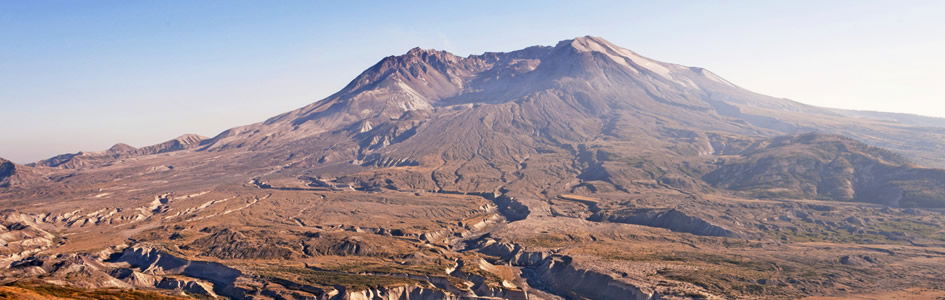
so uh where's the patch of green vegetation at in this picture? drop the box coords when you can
[320,260,447,277]
[256,266,420,291]
[621,156,667,178]
[774,229,889,244]
[894,181,945,208]
[577,248,646,261]
[747,189,802,199]
[658,268,789,298]
[768,218,944,244]
[519,233,575,248]
[578,247,779,273]
[874,219,942,240]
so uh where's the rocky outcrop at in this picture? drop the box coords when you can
[263,280,461,300]
[464,191,530,222]
[108,246,244,298]
[0,213,57,269]
[108,266,218,297]
[475,238,658,300]
[155,277,218,297]
[0,201,171,230]
[346,284,456,300]
[354,121,423,151]
[477,239,552,266]
[529,256,654,300]
[109,246,487,300]
[189,228,294,259]
[357,153,420,168]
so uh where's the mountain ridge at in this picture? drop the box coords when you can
[29,134,207,169]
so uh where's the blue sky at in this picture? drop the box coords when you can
[2,1,944,163]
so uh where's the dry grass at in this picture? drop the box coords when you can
[0,282,188,300]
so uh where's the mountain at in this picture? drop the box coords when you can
[177,36,945,207]
[705,133,945,207]
[0,158,44,188]
[4,36,945,299]
[190,36,945,170]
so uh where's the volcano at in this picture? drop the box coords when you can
[3,36,945,299]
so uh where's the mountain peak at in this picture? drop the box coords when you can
[556,35,623,53]
[107,143,137,154]
[563,35,616,50]
[554,35,678,81]
[405,47,445,56]
[393,47,461,65]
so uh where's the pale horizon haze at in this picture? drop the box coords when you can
[2,1,944,163]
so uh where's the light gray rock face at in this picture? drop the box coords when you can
[345,285,457,300]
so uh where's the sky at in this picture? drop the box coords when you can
[1,1,944,163]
